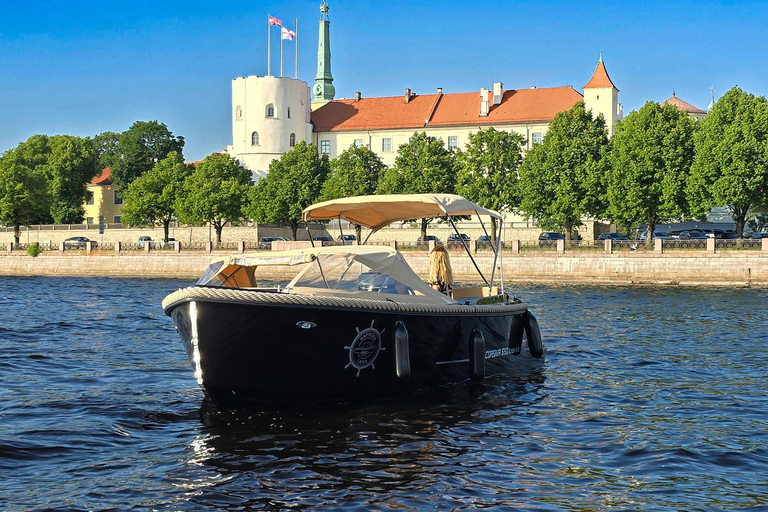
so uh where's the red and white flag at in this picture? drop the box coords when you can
[268,15,282,26]
[281,27,295,40]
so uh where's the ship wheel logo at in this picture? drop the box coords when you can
[344,320,385,377]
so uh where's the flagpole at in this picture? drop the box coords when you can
[295,18,298,79]
[280,28,284,77]
[267,15,271,76]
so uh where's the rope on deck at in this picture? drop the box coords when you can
[162,286,528,316]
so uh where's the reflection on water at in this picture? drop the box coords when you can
[1,278,767,511]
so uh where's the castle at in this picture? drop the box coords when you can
[226,2,624,181]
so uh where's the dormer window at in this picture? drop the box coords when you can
[251,131,259,146]
[266,104,275,118]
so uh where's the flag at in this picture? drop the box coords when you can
[269,15,282,26]
[281,27,295,40]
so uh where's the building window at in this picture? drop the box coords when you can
[382,138,392,152]
[86,192,94,205]
[251,131,259,146]
[448,136,458,150]
[114,216,122,223]
[353,138,364,148]
[287,107,291,118]
[532,132,543,145]
[86,217,94,225]
[266,104,275,118]
[235,106,242,120]
[113,190,123,205]
[290,133,296,147]
[320,140,330,154]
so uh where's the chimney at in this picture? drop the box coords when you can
[479,88,489,117]
[355,91,361,102]
[492,82,503,106]
[437,87,443,95]
[405,88,412,103]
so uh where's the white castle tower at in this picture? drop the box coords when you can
[582,52,623,137]
[226,76,313,181]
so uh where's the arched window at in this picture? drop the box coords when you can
[251,131,259,146]
[289,133,296,147]
[287,107,291,118]
[266,104,275,118]
[235,106,242,120]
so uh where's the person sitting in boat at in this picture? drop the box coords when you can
[428,245,453,296]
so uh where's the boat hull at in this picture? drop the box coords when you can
[165,289,532,408]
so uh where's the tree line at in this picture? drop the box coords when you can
[1,86,767,245]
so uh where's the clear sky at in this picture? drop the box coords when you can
[1,0,766,162]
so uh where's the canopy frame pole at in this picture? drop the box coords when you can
[488,216,503,296]
[305,224,315,248]
[475,210,497,257]
[361,229,375,245]
[498,219,505,296]
[446,213,490,288]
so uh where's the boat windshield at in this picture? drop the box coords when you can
[290,254,421,296]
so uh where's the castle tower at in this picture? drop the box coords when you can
[583,52,622,137]
[227,76,313,181]
[313,1,335,102]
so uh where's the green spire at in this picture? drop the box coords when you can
[314,0,335,101]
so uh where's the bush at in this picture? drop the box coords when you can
[27,243,41,257]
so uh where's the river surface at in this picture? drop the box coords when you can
[1,277,767,511]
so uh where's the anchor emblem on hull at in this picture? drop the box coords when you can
[344,320,385,377]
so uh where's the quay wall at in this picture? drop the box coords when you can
[2,249,767,287]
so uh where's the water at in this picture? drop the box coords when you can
[2,277,767,511]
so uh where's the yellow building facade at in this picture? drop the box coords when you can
[83,168,124,224]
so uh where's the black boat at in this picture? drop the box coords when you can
[162,194,544,407]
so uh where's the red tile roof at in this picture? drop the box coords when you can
[311,86,584,132]
[90,167,113,186]
[584,61,617,90]
[662,94,707,114]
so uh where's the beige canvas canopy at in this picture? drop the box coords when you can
[302,193,502,231]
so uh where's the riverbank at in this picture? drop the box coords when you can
[3,249,767,286]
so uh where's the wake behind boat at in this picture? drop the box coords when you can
[162,194,544,408]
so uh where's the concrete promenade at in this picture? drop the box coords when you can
[2,247,767,286]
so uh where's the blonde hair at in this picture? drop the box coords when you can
[428,245,453,285]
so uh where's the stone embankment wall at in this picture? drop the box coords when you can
[3,221,605,246]
[2,248,767,287]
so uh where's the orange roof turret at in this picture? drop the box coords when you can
[584,52,618,91]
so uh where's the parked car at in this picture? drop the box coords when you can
[639,230,672,240]
[751,224,768,239]
[678,230,708,240]
[138,236,153,248]
[538,231,565,247]
[161,237,176,248]
[447,233,471,243]
[64,236,97,249]
[416,235,440,246]
[723,231,739,239]
[337,234,357,244]
[312,236,333,244]
[258,236,289,249]
[597,232,629,241]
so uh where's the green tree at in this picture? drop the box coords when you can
[175,153,251,244]
[518,102,608,241]
[456,127,526,244]
[606,102,696,244]
[378,132,457,240]
[120,152,192,241]
[9,134,99,224]
[688,86,768,238]
[44,135,100,223]
[0,152,50,244]
[112,121,185,187]
[321,144,386,241]
[248,141,330,240]
[92,131,122,170]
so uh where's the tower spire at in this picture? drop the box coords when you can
[314,0,335,101]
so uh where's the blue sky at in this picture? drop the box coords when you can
[1,0,766,162]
